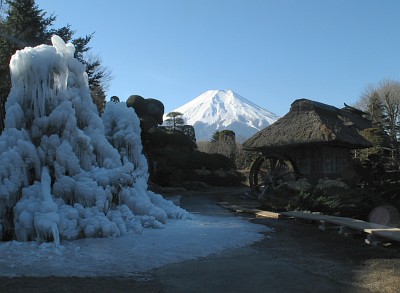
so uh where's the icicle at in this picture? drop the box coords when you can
[1,35,191,244]
[33,167,60,245]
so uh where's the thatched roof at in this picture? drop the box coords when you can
[243,99,373,152]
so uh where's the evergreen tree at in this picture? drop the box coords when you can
[165,111,184,130]
[72,34,111,113]
[357,92,393,185]
[211,131,220,143]
[180,125,196,142]
[110,95,120,103]
[366,92,390,149]
[358,80,400,168]
[209,130,237,161]
[163,111,196,142]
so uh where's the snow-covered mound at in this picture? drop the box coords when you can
[170,90,279,141]
[0,36,190,245]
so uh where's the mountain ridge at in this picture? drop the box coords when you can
[167,89,279,141]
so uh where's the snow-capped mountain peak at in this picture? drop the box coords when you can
[168,90,279,141]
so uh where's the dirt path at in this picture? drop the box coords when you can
[1,186,399,292]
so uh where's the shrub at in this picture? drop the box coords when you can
[265,184,301,211]
[143,127,197,152]
[188,151,235,170]
[144,128,239,186]
[309,187,378,219]
[263,179,313,211]
[191,169,246,186]
[263,178,381,220]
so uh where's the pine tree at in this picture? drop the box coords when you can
[359,91,393,175]
[367,92,390,149]
[358,80,400,169]
[72,34,111,113]
[165,112,185,130]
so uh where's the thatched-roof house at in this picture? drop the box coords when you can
[243,99,373,183]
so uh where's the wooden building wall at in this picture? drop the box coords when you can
[288,145,353,183]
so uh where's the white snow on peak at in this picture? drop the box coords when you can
[169,90,279,141]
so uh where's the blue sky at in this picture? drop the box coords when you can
[38,0,400,116]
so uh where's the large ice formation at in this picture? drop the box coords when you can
[0,35,190,244]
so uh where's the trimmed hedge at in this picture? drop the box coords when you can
[143,128,240,186]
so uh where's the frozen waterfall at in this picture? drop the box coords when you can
[0,35,190,244]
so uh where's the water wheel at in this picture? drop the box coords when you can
[249,154,298,196]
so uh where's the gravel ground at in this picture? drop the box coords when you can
[1,186,399,292]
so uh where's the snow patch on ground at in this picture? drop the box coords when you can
[0,214,269,277]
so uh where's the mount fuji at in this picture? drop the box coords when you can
[169,90,279,141]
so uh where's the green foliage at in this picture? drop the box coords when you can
[357,92,392,165]
[354,86,399,187]
[144,127,197,152]
[164,111,184,131]
[188,151,235,170]
[361,128,388,156]
[219,130,235,139]
[190,169,246,187]
[179,125,196,143]
[211,131,219,143]
[352,152,389,189]
[307,187,378,220]
[151,148,241,187]
[358,80,400,167]
[3,0,54,45]
[151,147,234,172]
[110,96,120,103]
[200,141,257,170]
[208,130,237,162]
[160,112,196,142]
[211,130,235,142]
[144,127,242,186]
[264,183,302,211]
[72,34,110,113]
[367,91,387,128]
[264,179,383,221]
